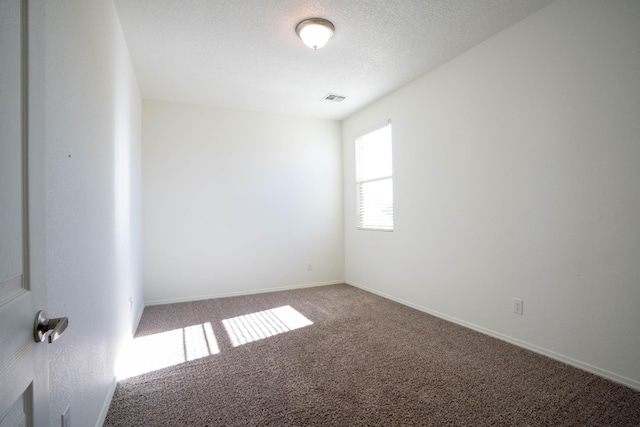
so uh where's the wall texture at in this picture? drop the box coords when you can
[142,100,343,304]
[44,1,143,425]
[343,0,640,389]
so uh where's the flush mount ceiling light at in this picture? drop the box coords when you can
[295,18,335,50]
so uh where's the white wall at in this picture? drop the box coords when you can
[343,0,640,389]
[142,100,343,304]
[43,1,143,426]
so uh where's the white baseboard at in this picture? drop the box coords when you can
[96,377,117,427]
[144,280,344,306]
[98,304,145,426]
[346,280,640,392]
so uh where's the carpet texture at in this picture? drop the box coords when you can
[104,284,640,426]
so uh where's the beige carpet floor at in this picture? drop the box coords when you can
[104,284,640,426]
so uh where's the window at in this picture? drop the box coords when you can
[355,123,393,231]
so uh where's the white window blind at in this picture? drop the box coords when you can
[356,123,393,231]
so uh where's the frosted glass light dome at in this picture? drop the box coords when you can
[295,18,335,50]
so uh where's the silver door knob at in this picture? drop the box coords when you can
[34,310,68,343]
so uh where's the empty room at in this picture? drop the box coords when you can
[1,0,639,426]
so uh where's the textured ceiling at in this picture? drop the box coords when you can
[113,0,554,120]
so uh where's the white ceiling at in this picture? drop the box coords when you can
[113,0,554,120]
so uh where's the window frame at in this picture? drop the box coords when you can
[355,122,394,232]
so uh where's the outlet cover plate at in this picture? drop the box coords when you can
[513,298,523,315]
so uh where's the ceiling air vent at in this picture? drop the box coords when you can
[321,93,347,103]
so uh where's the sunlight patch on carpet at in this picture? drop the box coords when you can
[222,305,313,347]
[116,322,220,380]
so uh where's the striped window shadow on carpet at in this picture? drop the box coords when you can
[115,322,220,380]
[222,305,313,347]
[114,305,312,381]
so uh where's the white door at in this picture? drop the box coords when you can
[0,1,51,426]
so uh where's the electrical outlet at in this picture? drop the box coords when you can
[513,298,523,315]
[128,296,133,312]
[61,406,70,427]
[307,262,312,271]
